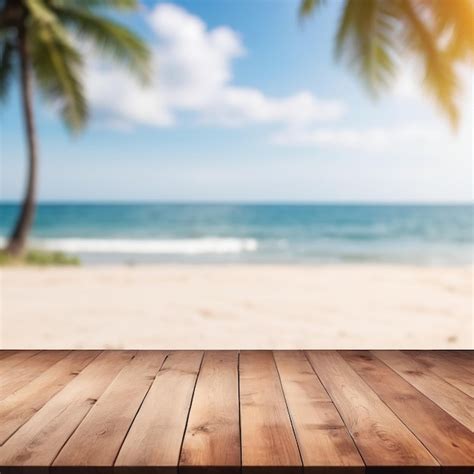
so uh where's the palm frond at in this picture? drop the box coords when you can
[50,0,139,11]
[25,0,56,24]
[0,39,14,100]
[399,0,459,128]
[53,6,150,83]
[430,0,474,61]
[335,0,399,94]
[29,20,87,130]
[299,0,325,18]
[335,0,359,56]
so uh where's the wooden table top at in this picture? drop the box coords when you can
[0,350,472,473]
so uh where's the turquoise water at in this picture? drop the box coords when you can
[0,203,472,264]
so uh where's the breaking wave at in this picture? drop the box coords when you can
[5,237,259,255]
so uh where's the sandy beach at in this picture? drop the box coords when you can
[0,264,472,349]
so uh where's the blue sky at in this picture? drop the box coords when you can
[1,0,472,203]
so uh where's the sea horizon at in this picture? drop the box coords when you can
[1,200,473,206]
[1,202,472,265]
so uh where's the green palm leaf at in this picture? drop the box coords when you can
[0,0,149,131]
[30,19,87,131]
[53,6,150,83]
[0,0,149,255]
[299,0,325,17]
[300,0,474,128]
[51,0,139,11]
[335,0,398,94]
[26,0,57,24]
[399,0,459,127]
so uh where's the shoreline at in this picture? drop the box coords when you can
[1,263,472,350]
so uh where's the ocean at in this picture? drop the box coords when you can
[0,203,472,265]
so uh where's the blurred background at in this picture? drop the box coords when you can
[0,0,472,349]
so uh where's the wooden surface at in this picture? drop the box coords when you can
[0,350,472,473]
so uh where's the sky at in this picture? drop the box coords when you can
[1,0,472,203]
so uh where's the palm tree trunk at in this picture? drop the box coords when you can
[6,26,38,256]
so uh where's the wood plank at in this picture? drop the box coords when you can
[404,351,474,397]
[437,352,474,375]
[274,351,364,473]
[0,350,70,400]
[0,351,39,377]
[0,350,135,466]
[115,350,203,472]
[54,350,167,467]
[306,351,438,470]
[341,350,474,468]
[0,350,100,446]
[0,350,472,472]
[180,351,240,474]
[373,350,473,431]
[240,350,301,474]
[455,351,473,358]
[0,351,18,361]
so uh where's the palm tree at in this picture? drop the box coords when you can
[300,0,473,127]
[0,0,150,256]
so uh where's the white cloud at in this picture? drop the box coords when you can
[202,88,344,126]
[84,3,452,154]
[150,4,244,110]
[271,123,437,152]
[85,65,173,127]
[85,3,344,130]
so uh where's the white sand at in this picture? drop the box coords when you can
[0,264,472,349]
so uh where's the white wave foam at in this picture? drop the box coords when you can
[10,237,258,255]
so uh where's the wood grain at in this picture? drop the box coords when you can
[274,351,364,473]
[373,350,473,431]
[54,351,167,467]
[427,351,474,377]
[0,350,472,473]
[0,350,135,466]
[342,350,474,467]
[404,350,474,397]
[306,351,438,469]
[240,351,301,474]
[0,350,99,445]
[0,351,39,377]
[0,351,18,361]
[0,350,70,401]
[115,350,203,471]
[180,351,240,474]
